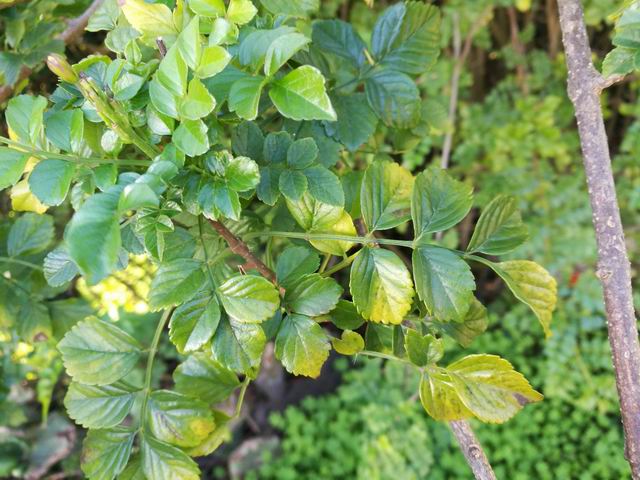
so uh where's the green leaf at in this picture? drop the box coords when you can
[404,330,443,367]
[217,274,280,323]
[179,78,216,120]
[0,148,29,189]
[67,186,123,285]
[186,411,232,457]
[196,45,232,79]
[177,16,201,70]
[149,259,205,310]
[121,0,177,38]
[229,76,266,121]
[226,156,260,192]
[412,245,475,322]
[603,47,636,77]
[350,247,414,324]
[211,315,266,373]
[311,20,366,66]
[285,274,342,316]
[158,44,188,97]
[380,2,440,75]
[189,0,225,17]
[467,195,528,255]
[149,77,179,119]
[411,167,473,241]
[332,94,379,151]
[141,436,200,480]
[361,160,414,231]
[420,354,543,423]
[8,212,54,256]
[82,427,135,480]
[58,318,142,386]
[485,260,557,337]
[232,121,264,160]
[279,169,308,200]
[87,0,120,32]
[287,138,318,169]
[173,353,240,403]
[264,33,310,76]
[173,119,210,157]
[28,159,75,206]
[365,68,421,128]
[18,301,52,342]
[303,166,344,207]
[146,390,215,448]
[44,246,79,287]
[44,109,84,153]
[65,381,139,429]
[331,330,364,355]
[260,0,318,16]
[275,245,320,287]
[227,0,257,25]
[275,314,330,378]
[6,95,47,145]
[238,27,296,71]
[269,66,337,121]
[437,297,488,347]
[324,300,365,330]
[371,3,405,59]
[169,292,221,354]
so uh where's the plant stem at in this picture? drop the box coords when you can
[449,421,497,480]
[357,350,412,365]
[558,0,640,476]
[0,257,44,271]
[321,251,359,277]
[198,216,219,289]
[140,308,172,432]
[234,377,251,418]
[0,137,151,167]
[245,230,415,248]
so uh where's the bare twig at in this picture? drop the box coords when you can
[506,6,530,94]
[209,220,282,291]
[557,0,640,477]
[450,421,497,480]
[0,0,105,103]
[440,8,492,169]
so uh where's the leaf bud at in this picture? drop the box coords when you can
[46,54,78,83]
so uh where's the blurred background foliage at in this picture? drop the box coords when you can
[0,0,638,478]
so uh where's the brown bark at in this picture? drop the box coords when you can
[0,0,104,103]
[557,1,640,478]
[450,421,497,480]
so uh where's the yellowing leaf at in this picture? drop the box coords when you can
[227,0,257,25]
[332,330,364,355]
[350,247,414,324]
[11,179,48,213]
[420,354,543,423]
[121,0,177,39]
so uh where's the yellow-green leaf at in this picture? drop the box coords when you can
[121,0,177,38]
[275,314,330,378]
[331,330,364,355]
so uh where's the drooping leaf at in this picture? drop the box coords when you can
[7,212,54,257]
[217,274,280,323]
[485,259,557,337]
[361,160,414,231]
[146,390,216,448]
[66,186,123,285]
[275,314,330,378]
[141,436,200,480]
[58,318,142,386]
[350,247,414,324]
[81,427,135,480]
[467,195,528,255]
[269,66,337,121]
[173,353,240,403]
[331,330,365,355]
[420,354,543,423]
[211,315,266,373]
[28,159,75,206]
[285,274,342,317]
[169,292,221,353]
[65,381,139,429]
[412,245,475,322]
[148,259,205,311]
[411,167,473,242]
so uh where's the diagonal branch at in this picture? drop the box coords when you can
[450,421,497,480]
[0,0,104,103]
[557,0,640,477]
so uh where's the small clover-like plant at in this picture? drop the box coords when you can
[0,0,557,478]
